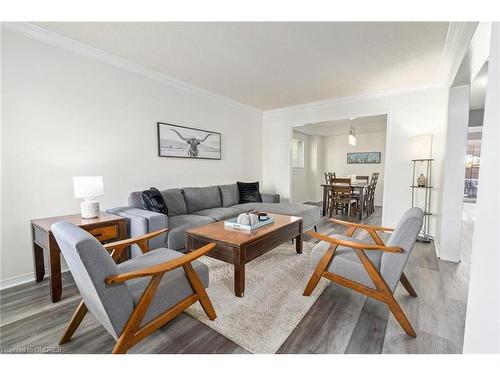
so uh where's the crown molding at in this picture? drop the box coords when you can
[4,22,473,118]
[438,22,478,86]
[2,22,262,115]
[263,81,446,116]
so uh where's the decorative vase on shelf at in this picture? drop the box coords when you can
[417,174,428,187]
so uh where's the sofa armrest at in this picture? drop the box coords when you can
[106,207,168,257]
[261,193,280,203]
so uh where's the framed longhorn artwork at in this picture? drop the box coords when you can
[157,122,222,160]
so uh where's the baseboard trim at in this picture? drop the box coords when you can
[0,271,42,290]
[0,267,69,290]
[434,238,441,258]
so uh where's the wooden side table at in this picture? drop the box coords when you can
[30,212,127,303]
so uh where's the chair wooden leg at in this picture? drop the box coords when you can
[59,299,88,344]
[112,273,164,354]
[304,244,337,296]
[353,249,416,338]
[183,263,217,320]
[112,337,131,354]
[384,292,417,337]
[400,272,418,297]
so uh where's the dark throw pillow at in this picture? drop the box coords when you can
[142,187,168,215]
[237,181,262,204]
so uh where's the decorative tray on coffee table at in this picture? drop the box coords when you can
[224,216,274,232]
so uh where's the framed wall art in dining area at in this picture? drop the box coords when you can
[347,151,381,164]
[157,122,222,160]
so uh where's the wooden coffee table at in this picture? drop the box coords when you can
[185,213,303,297]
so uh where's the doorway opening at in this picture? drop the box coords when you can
[290,114,388,221]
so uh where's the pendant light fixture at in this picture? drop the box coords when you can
[348,118,357,146]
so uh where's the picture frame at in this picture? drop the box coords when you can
[157,122,221,160]
[347,152,381,164]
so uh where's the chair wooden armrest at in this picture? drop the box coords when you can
[104,228,168,260]
[106,242,216,285]
[306,230,403,253]
[330,219,394,232]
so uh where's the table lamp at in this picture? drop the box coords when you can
[73,176,104,219]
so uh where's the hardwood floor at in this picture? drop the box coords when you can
[0,204,473,354]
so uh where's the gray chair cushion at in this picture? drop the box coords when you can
[167,214,216,250]
[255,202,320,229]
[160,188,188,217]
[117,247,209,324]
[311,234,383,289]
[219,184,239,207]
[193,207,241,221]
[182,186,222,214]
[381,207,424,292]
[51,222,134,341]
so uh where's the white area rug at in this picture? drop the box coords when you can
[186,241,329,353]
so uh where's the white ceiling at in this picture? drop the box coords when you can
[33,22,449,111]
[294,114,387,136]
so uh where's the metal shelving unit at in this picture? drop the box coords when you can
[411,158,434,242]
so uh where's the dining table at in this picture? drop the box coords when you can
[320,181,370,220]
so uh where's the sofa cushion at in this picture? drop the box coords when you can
[311,234,383,289]
[118,247,208,324]
[182,186,222,214]
[129,191,145,209]
[230,202,260,213]
[237,181,262,203]
[193,207,241,221]
[142,187,168,215]
[160,188,188,217]
[167,214,216,250]
[255,202,320,229]
[219,184,239,207]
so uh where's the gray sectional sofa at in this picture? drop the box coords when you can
[108,183,320,256]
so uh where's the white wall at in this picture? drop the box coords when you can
[262,86,449,234]
[0,29,263,286]
[463,23,500,354]
[438,85,470,262]
[291,131,311,203]
[321,130,386,206]
[290,131,324,203]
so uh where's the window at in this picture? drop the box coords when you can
[291,138,305,169]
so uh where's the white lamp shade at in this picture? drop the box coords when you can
[411,134,433,159]
[73,176,104,199]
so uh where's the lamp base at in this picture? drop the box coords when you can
[81,200,100,219]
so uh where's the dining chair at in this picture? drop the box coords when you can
[368,173,380,215]
[324,172,336,212]
[51,221,217,354]
[304,207,424,337]
[350,177,370,217]
[329,178,357,217]
[324,172,336,184]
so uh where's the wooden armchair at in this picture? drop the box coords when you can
[304,208,424,337]
[51,221,216,353]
